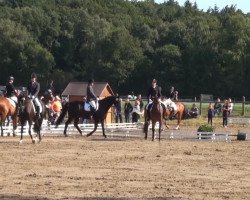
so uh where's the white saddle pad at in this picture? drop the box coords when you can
[7,98,16,108]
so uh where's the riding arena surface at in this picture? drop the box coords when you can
[0,125,249,200]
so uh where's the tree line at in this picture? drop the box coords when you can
[0,0,250,98]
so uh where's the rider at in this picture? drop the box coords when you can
[5,76,18,111]
[27,73,42,118]
[146,79,166,121]
[86,79,98,111]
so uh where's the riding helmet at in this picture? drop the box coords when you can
[31,73,37,79]
[88,79,94,84]
[9,76,14,80]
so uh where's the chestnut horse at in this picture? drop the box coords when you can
[143,98,164,141]
[0,96,18,136]
[163,99,187,130]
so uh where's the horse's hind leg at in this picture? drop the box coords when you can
[64,117,72,137]
[86,121,98,137]
[73,118,82,136]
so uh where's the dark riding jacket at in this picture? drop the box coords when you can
[86,84,97,101]
[5,82,16,97]
[147,85,162,102]
[27,81,40,98]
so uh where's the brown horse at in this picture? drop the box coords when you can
[0,96,18,136]
[18,95,45,143]
[143,98,164,141]
[163,100,187,130]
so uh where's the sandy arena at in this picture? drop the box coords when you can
[0,126,249,200]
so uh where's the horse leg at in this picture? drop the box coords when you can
[64,117,72,137]
[0,121,3,136]
[144,121,149,140]
[100,120,107,138]
[28,122,35,143]
[159,121,162,141]
[86,121,98,137]
[73,118,82,136]
[152,122,155,141]
[12,115,17,137]
[175,114,181,130]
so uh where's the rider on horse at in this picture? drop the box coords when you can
[146,79,166,121]
[27,73,42,118]
[5,76,18,112]
[86,79,99,111]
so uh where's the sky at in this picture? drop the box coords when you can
[155,0,250,13]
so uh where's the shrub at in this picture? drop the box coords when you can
[197,124,215,132]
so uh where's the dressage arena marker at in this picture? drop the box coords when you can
[0,120,239,142]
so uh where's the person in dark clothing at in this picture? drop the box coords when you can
[222,100,229,128]
[114,98,123,123]
[86,79,98,111]
[124,98,133,123]
[5,76,18,112]
[208,103,214,126]
[27,73,42,118]
[146,79,166,121]
[169,86,178,101]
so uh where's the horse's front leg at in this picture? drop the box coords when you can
[28,122,35,143]
[144,121,149,140]
[0,121,3,136]
[73,118,82,136]
[12,115,17,137]
[152,122,155,141]
[175,114,181,130]
[158,121,162,141]
[100,120,106,138]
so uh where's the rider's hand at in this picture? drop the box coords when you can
[32,96,35,99]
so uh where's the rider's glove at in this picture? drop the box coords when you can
[32,96,35,99]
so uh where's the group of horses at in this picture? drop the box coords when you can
[0,94,187,143]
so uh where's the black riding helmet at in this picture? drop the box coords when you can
[88,79,94,84]
[31,73,37,79]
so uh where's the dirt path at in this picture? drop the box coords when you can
[0,129,249,200]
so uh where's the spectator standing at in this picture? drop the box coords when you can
[169,86,178,101]
[228,98,233,115]
[114,97,123,123]
[136,94,144,112]
[222,100,229,128]
[132,99,140,123]
[208,103,214,126]
[214,98,222,116]
[124,98,133,123]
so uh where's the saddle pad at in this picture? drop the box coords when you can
[84,102,91,111]
[7,98,16,108]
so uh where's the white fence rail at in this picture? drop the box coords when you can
[0,121,237,142]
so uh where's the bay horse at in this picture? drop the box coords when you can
[0,96,18,136]
[18,95,45,143]
[143,98,164,141]
[163,99,187,130]
[55,95,119,138]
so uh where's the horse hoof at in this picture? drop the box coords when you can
[32,139,36,144]
[64,134,68,137]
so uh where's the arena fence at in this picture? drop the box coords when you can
[2,121,248,142]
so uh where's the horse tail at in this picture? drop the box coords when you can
[55,102,69,127]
